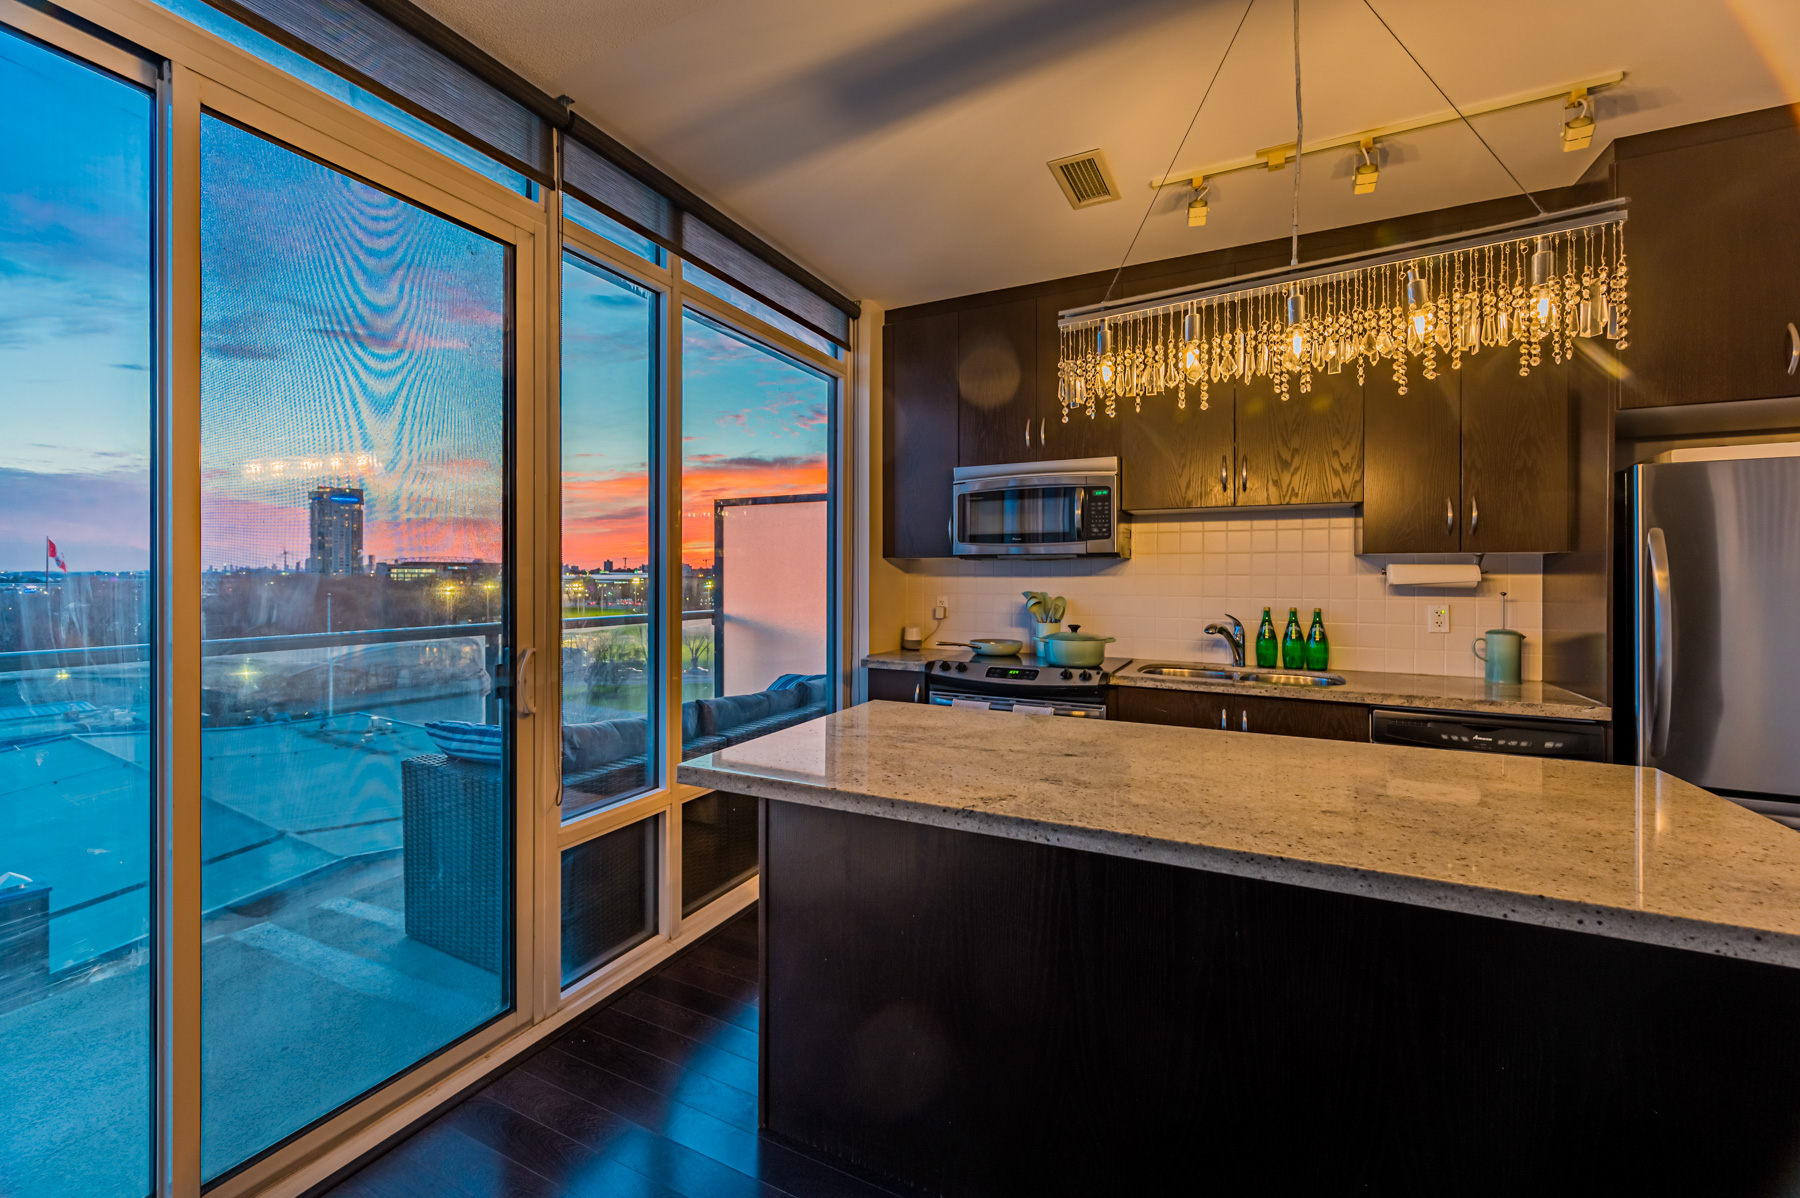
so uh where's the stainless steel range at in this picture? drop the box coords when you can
[923,652,1131,718]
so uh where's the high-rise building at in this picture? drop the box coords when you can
[308,486,364,575]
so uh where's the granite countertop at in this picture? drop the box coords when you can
[678,702,1800,967]
[863,650,1609,722]
[1112,660,1611,721]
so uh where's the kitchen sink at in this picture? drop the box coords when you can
[1245,671,1347,687]
[1135,665,1249,681]
[1134,664,1347,687]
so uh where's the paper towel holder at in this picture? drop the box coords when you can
[1381,555,1486,589]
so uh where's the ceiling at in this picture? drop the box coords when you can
[419,0,1800,311]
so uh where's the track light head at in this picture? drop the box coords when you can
[1353,138,1379,195]
[1187,181,1209,227]
[1562,93,1595,152]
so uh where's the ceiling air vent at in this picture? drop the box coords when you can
[1047,149,1120,209]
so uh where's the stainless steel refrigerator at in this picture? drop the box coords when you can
[1629,450,1800,822]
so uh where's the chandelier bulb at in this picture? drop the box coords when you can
[1406,267,1429,312]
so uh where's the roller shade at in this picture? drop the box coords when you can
[205,0,558,184]
[562,127,856,348]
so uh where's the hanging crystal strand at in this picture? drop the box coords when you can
[1195,300,1206,410]
[1421,256,1439,381]
[1355,267,1367,385]
[1516,242,1532,377]
[1613,221,1630,350]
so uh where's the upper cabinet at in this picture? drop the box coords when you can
[1361,351,1572,554]
[1234,372,1362,507]
[1614,113,1800,408]
[883,313,958,558]
[956,299,1038,466]
[1121,389,1234,511]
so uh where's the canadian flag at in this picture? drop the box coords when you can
[46,537,66,572]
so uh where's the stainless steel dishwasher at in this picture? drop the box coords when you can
[1369,709,1607,762]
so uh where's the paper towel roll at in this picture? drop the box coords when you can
[1385,563,1483,588]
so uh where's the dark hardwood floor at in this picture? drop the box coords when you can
[323,906,908,1198]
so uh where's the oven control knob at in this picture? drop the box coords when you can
[955,662,968,672]
[1060,669,1073,680]
[1078,671,1093,681]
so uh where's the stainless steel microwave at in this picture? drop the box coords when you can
[950,457,1127,558]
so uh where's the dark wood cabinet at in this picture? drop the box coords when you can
[1110,685,1369,742]
[1362,350,1572,554]
[1234,373,1362,507]
[1614,114,1800,408]
[883,314,958,557]
[1362,366,1461,553]
[1121,389,1234,510]
[865,669,925,704]
[1462,350,1572,552]
[955,299,1037,466]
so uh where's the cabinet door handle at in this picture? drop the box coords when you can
[1241,458,1249,492]
[1470,495,1480,537]
[1445,498,1454,534]
[1788,322,1799,376]
[1040,417,1046,444]
[1025,419,1031,447]
[1219,708,1227,729]
[1240,709,1249,733]
[1220,455,1229,492]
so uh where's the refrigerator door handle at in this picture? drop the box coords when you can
[1646,527,1674,760]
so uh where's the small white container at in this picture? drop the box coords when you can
[1033,621,1061,656]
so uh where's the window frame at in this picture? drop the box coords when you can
[2,1,862,1194]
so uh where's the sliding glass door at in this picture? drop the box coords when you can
[196,113,513,1181]
[0,28,154,1198]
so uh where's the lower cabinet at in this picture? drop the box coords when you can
[1110,685,1370,742]
[866,668,926,704]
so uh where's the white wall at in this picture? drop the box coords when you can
[895,511,1544,680]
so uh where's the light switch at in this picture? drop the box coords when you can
[1427,604,1450,634]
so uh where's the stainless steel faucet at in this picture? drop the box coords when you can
[1204,614,1246,667]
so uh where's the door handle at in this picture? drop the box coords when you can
[1025,419,1031,447]
[1445,497,1454,534]
[1240,709,1249,733]
[1241,458,1249,492]
[1220,455,1229,492]
[947,516,954,549]
[515,646,536,717]
[1788,321,1798,376]
[1219,708,1227,729]
[1470,495,1480,537]
[1646,527,1674,760]
[1040,417,1046,445]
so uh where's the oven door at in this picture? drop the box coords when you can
[952,475,1109,556]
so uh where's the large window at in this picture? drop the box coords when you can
[197,115,512,1181]
[560,252,658,819]
[679,310,834,760]
[0,30,153,1198]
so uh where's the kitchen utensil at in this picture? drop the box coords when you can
[1473,629,1524,685]
[939,639,1024,656]
[1032,620,1061,656]
[1040,624,1115,668]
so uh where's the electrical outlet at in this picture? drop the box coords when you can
[1427,604,1450,634]
[933,596,949,620]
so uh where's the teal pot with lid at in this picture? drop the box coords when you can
[1040,624,1115,669]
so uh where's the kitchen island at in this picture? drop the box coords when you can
[679,702,1800,1196]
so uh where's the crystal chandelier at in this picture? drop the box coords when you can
[1056,203,1628,419]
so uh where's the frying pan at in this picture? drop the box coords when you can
[938,638,1024,656]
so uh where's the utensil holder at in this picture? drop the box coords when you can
[1033,621,1061,656]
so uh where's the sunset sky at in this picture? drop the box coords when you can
[0,34,153,573]
[1,30,829,580]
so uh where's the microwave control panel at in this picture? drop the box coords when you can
[1084,487,1113,541]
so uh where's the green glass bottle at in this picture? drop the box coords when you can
[1305,607,1330,671]
[1255,607,1278,668]
[1281,607,1305,669]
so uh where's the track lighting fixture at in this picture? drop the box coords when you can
[1187,181,1210,227]
[1562,91,1595,152]
[1353,138,1379,195]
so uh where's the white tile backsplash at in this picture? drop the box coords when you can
[899,512,1544,679]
